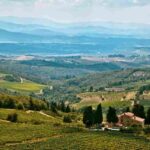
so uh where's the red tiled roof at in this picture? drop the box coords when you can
[118,112,134,117]
[133,116,145,122]
[118,112,145,123]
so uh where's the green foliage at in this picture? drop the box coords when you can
[66,105,71,113]
[89,86,94,92]
[4,75,20,82]
[63,115,72,123]
[146,108,150,124]
[7,113,18,122]
[50,102,57,113]
[107,107,118,124]
[0,93,48,110]
[139,84,150,95]
[60,101,65,112]
[83,106,93,128]
[124,106,130,112]
[132,104,146,119]
[16,103,24,110]
[2,98,16,109]
[94,104,103,125]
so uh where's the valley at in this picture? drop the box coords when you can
[0,17,150,150]
[0,53,150,149]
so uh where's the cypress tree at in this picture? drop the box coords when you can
[107,107,113,123]
[146,108,150,124]
[132,104,145,118]
[125,106,130,112]
[66,105,71,113]
[60,101,65,112]
[111,107,118,124]
[94,104,103,125]
[107,107,118,125]
[50,102,57,113]
[83,106,93,128]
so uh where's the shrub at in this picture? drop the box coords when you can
[16,103,24,110]
[7,113,18,122]
[4,75,19,82]
[3,99,15,109]
[143,127,150,134]
[63,115,72,123]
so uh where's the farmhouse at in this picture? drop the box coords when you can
[118,112,145,127]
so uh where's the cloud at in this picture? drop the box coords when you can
[0,0,150,23]
[1,0,150,6]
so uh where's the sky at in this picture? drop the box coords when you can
[0,0,150,24]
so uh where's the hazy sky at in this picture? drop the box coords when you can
[0,0,150,23]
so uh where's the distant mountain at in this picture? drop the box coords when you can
[0,17,150,55]
[1,17,150,37]
[0,28,44,42]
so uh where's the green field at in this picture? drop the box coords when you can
[74,91,135,109]
[0,79,45,93]
[1,61,150,149]
[0,109,150,150]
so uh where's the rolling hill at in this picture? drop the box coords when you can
[0,73,45,93]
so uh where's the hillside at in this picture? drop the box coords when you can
[51,68,150,100]
[75,91,135,109]
[1,58,150,104]
[0,108,150,150]
[0,73,45,93]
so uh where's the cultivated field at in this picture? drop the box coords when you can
[0,79,45,93]
[75,91,135,109]
[0,109,150,150]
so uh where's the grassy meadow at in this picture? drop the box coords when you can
[0,79,45,93]
[0,108,150,150]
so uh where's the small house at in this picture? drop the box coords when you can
[118,112,145,127]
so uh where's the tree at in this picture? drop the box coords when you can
[146,108,150,124]
[50,102,57,113]
[83,106,93,128]
[94,104,103,125]
[60,101,65,112]
[66,105,71,113]
[29,97,34,110]
[107,107,118,125]
[16,103,24,110]
[63,115,72,123]
[123,106,130,113]
[89,86,93,92]
[7,113,18,122]
[132,104,145,118]
[4,98,15,109]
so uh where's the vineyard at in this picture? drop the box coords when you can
[0,109,150,150]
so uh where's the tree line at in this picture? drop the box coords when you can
[83,103,150,128]
[0,94,48,110]
[83,104,119,128]
[50,101,72,113]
